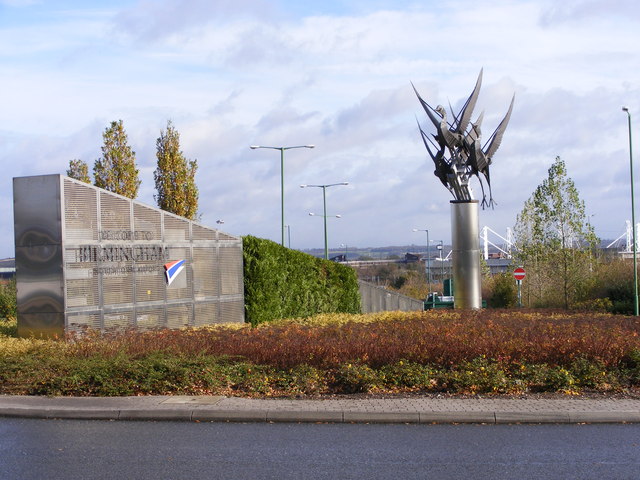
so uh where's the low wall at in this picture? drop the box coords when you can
[358,280,424,313]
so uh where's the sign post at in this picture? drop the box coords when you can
[513,267,526,307]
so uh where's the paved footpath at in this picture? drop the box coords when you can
[1,395,640,424]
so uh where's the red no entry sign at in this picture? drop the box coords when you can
[513,267,526,281]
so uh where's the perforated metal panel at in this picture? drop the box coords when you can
[164,215,190,242]
[100,192,131,233]
[133,203,162,242]
[104,311,132,330]
[218,231,238,241]
[193,224,216,241]
[14,175,245,337]
[219,245,243,295]
[136,307,165,329]
[194,302,217,326]
[67,313,101,332]
[219,299,244,324]
[65,248,100,308]
[192,247,217,298]
[135,265,164,303]
[167,304,192,329]
[64,181,98,242]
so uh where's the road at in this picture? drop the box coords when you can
[1,419,639,479]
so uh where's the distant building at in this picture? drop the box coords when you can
[0,258,15,280]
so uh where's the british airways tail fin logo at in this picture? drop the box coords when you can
[164,260,185,285]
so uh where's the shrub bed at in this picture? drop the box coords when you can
[1,310,640,397]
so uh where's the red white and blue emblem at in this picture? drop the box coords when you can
[164,260,185,286]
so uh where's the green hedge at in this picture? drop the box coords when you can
[243,235,360,325]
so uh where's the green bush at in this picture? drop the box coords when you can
[331,362,381,394]
[380,361,436,390]
[243,235,360,325]
[485,273,517,308]
[441,357,513,394]
[0,280,16,320]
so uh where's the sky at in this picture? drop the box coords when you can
[1,0,639,257]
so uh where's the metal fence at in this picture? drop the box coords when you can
[358,280,424,313]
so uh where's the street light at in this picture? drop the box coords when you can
[308,212,342,259]
[436,240,444,288]
[301,182,348,259]
[250,144,315,246]
[413,228,431,290]
[623,106,639,316]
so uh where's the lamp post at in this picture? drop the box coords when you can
[250,144,315,246]
[285,225,291,248]
[623,107,639,316]
[341,243,348,262]
[301,182,348,259]
[413,228,431,290]
[436,240,444,289]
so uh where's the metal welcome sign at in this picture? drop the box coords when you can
[13,174,244,337]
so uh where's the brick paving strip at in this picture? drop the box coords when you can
[1,395,640,424]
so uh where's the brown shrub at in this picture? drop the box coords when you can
[64,310,640,370]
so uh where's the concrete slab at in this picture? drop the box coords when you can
[568,411,640,423]
[343,412,420,423]
[267,410,344,423]
[192,410,268,422]
[495,411,571,424]
[161,396,224,405]
[118,409,193,421]
[419,411,496,424]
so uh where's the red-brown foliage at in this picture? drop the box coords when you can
[66,310,640,369]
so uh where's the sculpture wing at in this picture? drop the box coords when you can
[483,94,515,159]
[464,111,484,145]
[416,118,450,189]
[416,118,436,156]
[411,83,441,130]
[453,68,483,135]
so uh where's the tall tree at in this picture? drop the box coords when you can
[66,159,90,183]
[93,120,140,198]
[514,156,598,308]
[153,120,199,219]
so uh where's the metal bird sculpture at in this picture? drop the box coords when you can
[413,70,514,208]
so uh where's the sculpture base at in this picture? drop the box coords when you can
[450,200,482,309]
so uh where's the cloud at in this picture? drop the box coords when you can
[539,0,640,25]
[0,0,639,257]
[112,0,272,42]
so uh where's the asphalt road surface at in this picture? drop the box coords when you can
[1,419,639,479]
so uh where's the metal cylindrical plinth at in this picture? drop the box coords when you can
[450,200,482,309]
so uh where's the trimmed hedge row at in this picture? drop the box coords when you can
[243,235,360,325]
